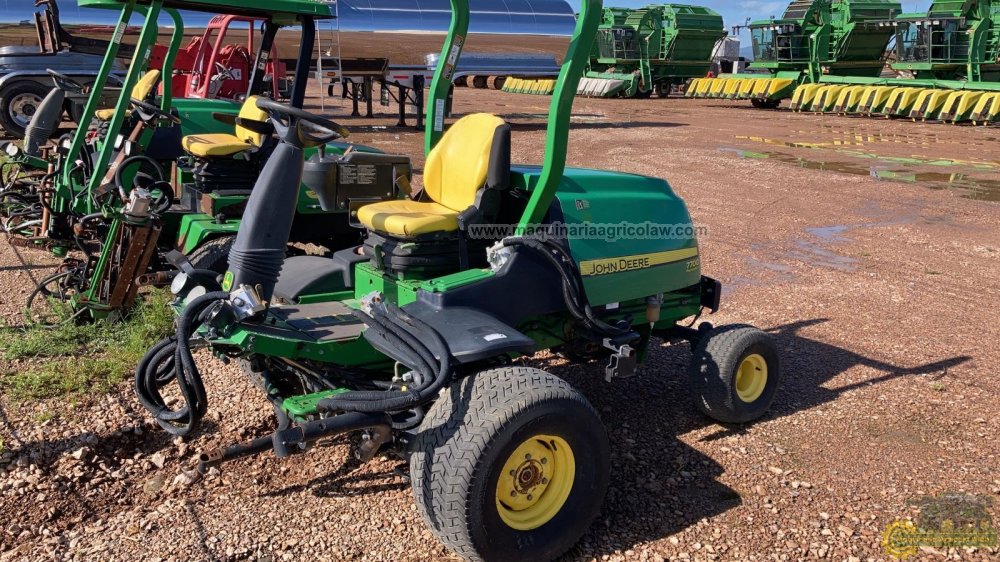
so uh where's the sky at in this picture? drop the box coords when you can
[1,0,937,44]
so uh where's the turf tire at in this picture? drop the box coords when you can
[409,366,609,562]
[688,324,781,424]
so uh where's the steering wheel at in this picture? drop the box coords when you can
[130,97,182,125]
[213,62,235,78]
[255,97,350,148]
[47,69,85,94]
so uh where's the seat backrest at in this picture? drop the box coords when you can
[131,69,161,101]
[424,113,510,212]
[234,95,268,147]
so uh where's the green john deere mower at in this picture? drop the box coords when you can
[137,0,782,558]
[3,0,410,321]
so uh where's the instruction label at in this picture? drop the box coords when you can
[340,164,377,185]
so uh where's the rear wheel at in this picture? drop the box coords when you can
[409,367,609,562]
[0,81,50,138]
[186,235,235,274]
[688,324,781,423]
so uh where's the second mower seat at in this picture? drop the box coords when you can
[356,113,510,238]
[94,69,161,121]
[181,95,269,158]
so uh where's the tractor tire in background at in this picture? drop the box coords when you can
[688,324,781,424]
[632,87,653,99]
[409,366,610,562]
[0,81,51,138]
[186,235,235,275]
[751,99,782,110]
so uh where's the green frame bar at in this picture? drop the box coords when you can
[424,0,469,154]
[516,0,602,230]
[83,0,164,214]
[60,0,137,193]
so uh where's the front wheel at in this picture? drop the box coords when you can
[409,367,610,562]
[688,324,781,424]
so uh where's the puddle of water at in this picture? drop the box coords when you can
[788,239,859,271]
[720,147,1000,202]
[806,225,850,242]
[746,256,794,273]
[734,135,1000,170]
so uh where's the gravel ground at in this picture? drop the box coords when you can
[1,89,998,561]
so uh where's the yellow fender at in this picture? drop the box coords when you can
[939,91,983,123]
[693,78,715,97]
[909,89,952,121]
[833,85,868,113]
[751,78,774,99]
[814,85,847,113]
[789,83,823,111]
[857,86,896,115]
[882,88,921,117]
[736,78,758,99]
[765,78,795,99]
[686,78,704,98]
[707,78,729,98]
[971,92,1000,124]
[722,78,743,99]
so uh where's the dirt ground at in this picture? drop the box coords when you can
[1,89,999,562]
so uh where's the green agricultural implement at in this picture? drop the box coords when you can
[503,3,726,98]
[688,0,1000,124]
[687,0,901,107]
[136,0,781,559]
[3,0,409,321]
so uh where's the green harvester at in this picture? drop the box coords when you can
[687,0,1000,124]
[503,3,726,98]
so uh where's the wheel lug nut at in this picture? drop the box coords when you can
[541,478,548,484]
[540,458,547,465]
[510,491,517,497]
[527,495,533,500]
[509,470,515,476]
[525,453,531,460]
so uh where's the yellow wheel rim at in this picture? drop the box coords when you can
[495,434,575,531]
[735,353,768,403]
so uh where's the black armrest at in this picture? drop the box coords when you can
[235,117,273,135]
[211,112,238,126]
[457,205,481,231]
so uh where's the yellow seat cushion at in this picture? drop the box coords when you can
[181,133,253,157]
[356,199,459,237]
[94,69,162,122]
[94,108,128,121]
[359,112,506,238]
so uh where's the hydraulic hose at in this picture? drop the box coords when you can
[317,301,452,414]
[114,156,165,201]
[135,291,228,435]
[502,237,630,338]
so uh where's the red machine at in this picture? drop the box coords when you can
[169,15,287,100]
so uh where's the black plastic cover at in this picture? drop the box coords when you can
[365,299,535,364]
